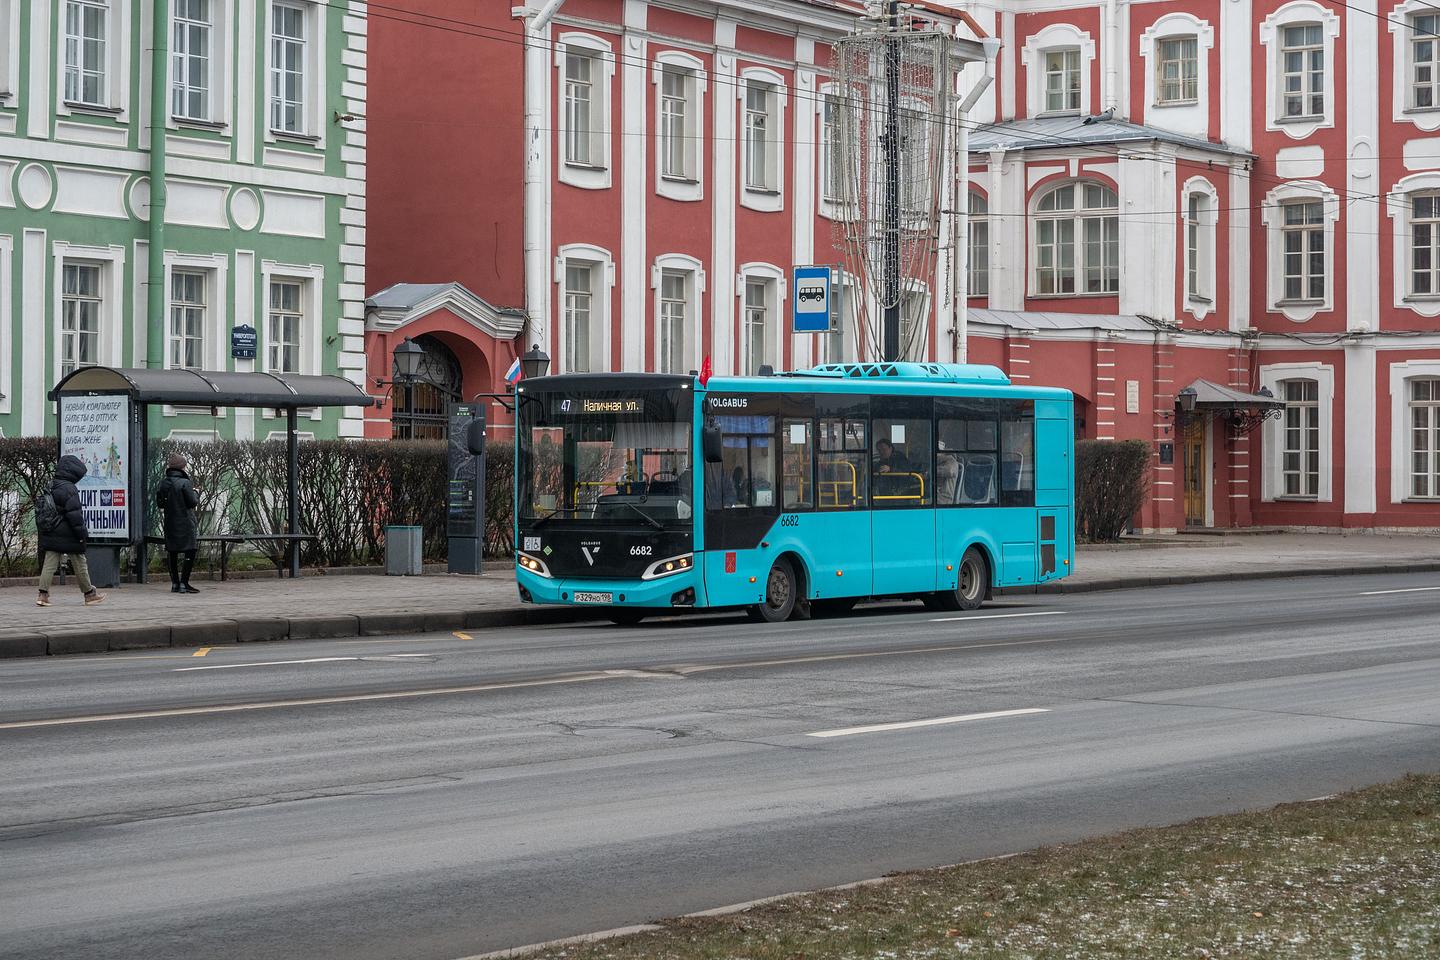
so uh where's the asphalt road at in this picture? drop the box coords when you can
[2,572,1438,960]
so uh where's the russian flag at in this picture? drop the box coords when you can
[504,357,523,384]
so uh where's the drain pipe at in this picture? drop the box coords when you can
[950,37,999,364]
[146,0,168,368]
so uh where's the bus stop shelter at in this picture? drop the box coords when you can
[49,367,375,582]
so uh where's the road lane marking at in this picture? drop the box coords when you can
[673,637,1065,675]
[928,610,1065,624]
[453,631,473,641]
[807,707,1050,739]
[174,654,433,672]
[0,673,615,729]
[1358,585,1440,596]
[192,648,211,657]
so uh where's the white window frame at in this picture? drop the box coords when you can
[736,262,785,375]
[50,242,125,387]
[1261,180,1339,321]
[0,234,11,415]
[1390,1,1440,131]
[170,0,231,129]
[899,280,931,362]
[739,67,787,213]
[55,0,131,120]
[1258,2,1339,140]
[263,263,325,382]
[1390,361,1440,502]
[1259,363,1334,502]
[818,83,847,221]
[1181,176,1219,320]
[168,269,208,371]
[555,33,615,191]
[162,253,228,376]
[1139,14,1215,139]
[554,243,614,374]
[1386,172,1440,317]
[0,0,20,101]
[264,0,325,147]
[266,277,305,375]
[818,271,858,365]
[651,254,705,374]
[1029,180,1120,298]
[967,189,989,299]
[652,51,705,203]
[1021,24,1095,119]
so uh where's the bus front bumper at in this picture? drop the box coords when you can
[516,566,702,609]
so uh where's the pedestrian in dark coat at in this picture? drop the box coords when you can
[36,454,106,607]
[156,453,201,593]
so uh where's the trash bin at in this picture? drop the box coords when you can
[86,546,122,589]
[384,525,424,576]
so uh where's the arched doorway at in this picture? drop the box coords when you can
[391,334,462,439]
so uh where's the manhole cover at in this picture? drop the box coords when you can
[571,726,677,742]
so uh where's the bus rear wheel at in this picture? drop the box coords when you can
[934,548,988,612]
[748,559,797,623]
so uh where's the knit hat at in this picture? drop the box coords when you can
[166,453,188,471]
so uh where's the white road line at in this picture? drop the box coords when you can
[928,610,1066,623]
[174,654,433,672]
[1358,585,1440,596]
[807,707,1050,739]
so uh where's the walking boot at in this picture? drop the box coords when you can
[83,589,106,605]
[35,591,51,607]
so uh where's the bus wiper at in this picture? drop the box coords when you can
[622,502,665,532]
[530,508,570,529]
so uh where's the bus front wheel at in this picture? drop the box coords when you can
[608,609,646,626]
[935,548,988,612]
[748,559,797,623]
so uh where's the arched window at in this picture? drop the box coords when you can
[1031,181,1119,296]
[391,334,462,440]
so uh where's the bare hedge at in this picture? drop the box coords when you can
[1075,439,1151,542]
[0,436,517,575]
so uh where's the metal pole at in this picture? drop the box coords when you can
[881,0,901,363]
[287,407,299,578]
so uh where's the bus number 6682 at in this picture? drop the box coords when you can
[780,514,800,527]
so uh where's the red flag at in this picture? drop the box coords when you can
[699,355,713,387]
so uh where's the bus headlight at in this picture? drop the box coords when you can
[517,553,553,578]
[641,554,693,580]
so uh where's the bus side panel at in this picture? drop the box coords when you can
[1036,418,1070,508]
[935,510,1005,590]
[701,548,768,608]
[871,509,937,596]
[807,511,874,599]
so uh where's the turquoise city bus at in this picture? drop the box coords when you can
[514,362,1074,624]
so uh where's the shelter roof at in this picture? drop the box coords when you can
[1183,378,1283,410]
[966,115,1252,158]
[48,367,374,409]
[968,308,1158,333]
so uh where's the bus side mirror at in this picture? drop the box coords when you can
[702,421,724,464]
[466,419,487,456]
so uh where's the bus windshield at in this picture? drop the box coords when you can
[519,387,694,526]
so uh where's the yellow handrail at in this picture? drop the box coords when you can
[873,471,925,502]
[817,458,858,508]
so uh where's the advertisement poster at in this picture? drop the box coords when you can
[58,395,131,542]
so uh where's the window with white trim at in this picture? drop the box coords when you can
[63,0,108,107]
[1411,191,1440,296]
[821,92,843,203]
[172,0,211,121]
[1279,23,1325,120]
[1412,14,1440,109]
[1280,379,1320,497]
[269,1,306,133]
[60,262,103,376]
[563,262,598,373]
[169,270,207,370]
[901,104,931,216]
[1156,36,1198,104]
[743,277,772,375]
[1043,49,1081,114]
[0,1,15,99]
[967,191,989,298]
[1186,191,1213,302]
[1281,199,1325,302]
[267,279,304,374]
[1032,182,1119,296]
[658,270,688,374]
[564,50,599,167]
[659,66,695,181]
[820,277,855,365]
[744,80,778,193]
[1410,378,1440,498]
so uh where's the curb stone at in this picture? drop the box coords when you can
[6,561,1440,660]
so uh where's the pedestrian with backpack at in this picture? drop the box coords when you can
[156,453,201,594]
[35,454,106,607]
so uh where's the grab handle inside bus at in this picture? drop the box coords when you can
[702,419,724,464]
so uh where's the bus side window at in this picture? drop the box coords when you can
[1000,413,1036,507]
[817,417,867,509]
[782,419,814,510]
[871,396,933,508]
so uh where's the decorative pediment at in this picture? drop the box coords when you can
[364,283,526,341]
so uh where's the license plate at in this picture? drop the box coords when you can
[573,591,613,604]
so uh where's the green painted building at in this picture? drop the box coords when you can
[0,0,368,440]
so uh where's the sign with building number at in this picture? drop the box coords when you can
[792,265,832,333]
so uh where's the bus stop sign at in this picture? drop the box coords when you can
[792,265,832,333]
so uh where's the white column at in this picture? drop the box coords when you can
[1219,0,1253,151]
[989,149,1024,310]
[791,62,817,369]
[711,33,738,374]
[132,240,148,365]
[237,0,257,164]
[1000,12,1016,121]
[1344,342,1377,515]
[621,21,648,372]
[26,0,50,139]
[1229,164,1250,332]
[1346,0,1379,334]
[523,19,553,355]
[21,229,45,436]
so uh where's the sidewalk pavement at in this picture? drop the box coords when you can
[2,533,1437,658]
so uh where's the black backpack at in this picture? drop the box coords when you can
[34,485,63,535]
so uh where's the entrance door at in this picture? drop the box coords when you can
[1181,419,1206,527]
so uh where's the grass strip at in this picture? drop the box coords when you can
[530,773,1440,960]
